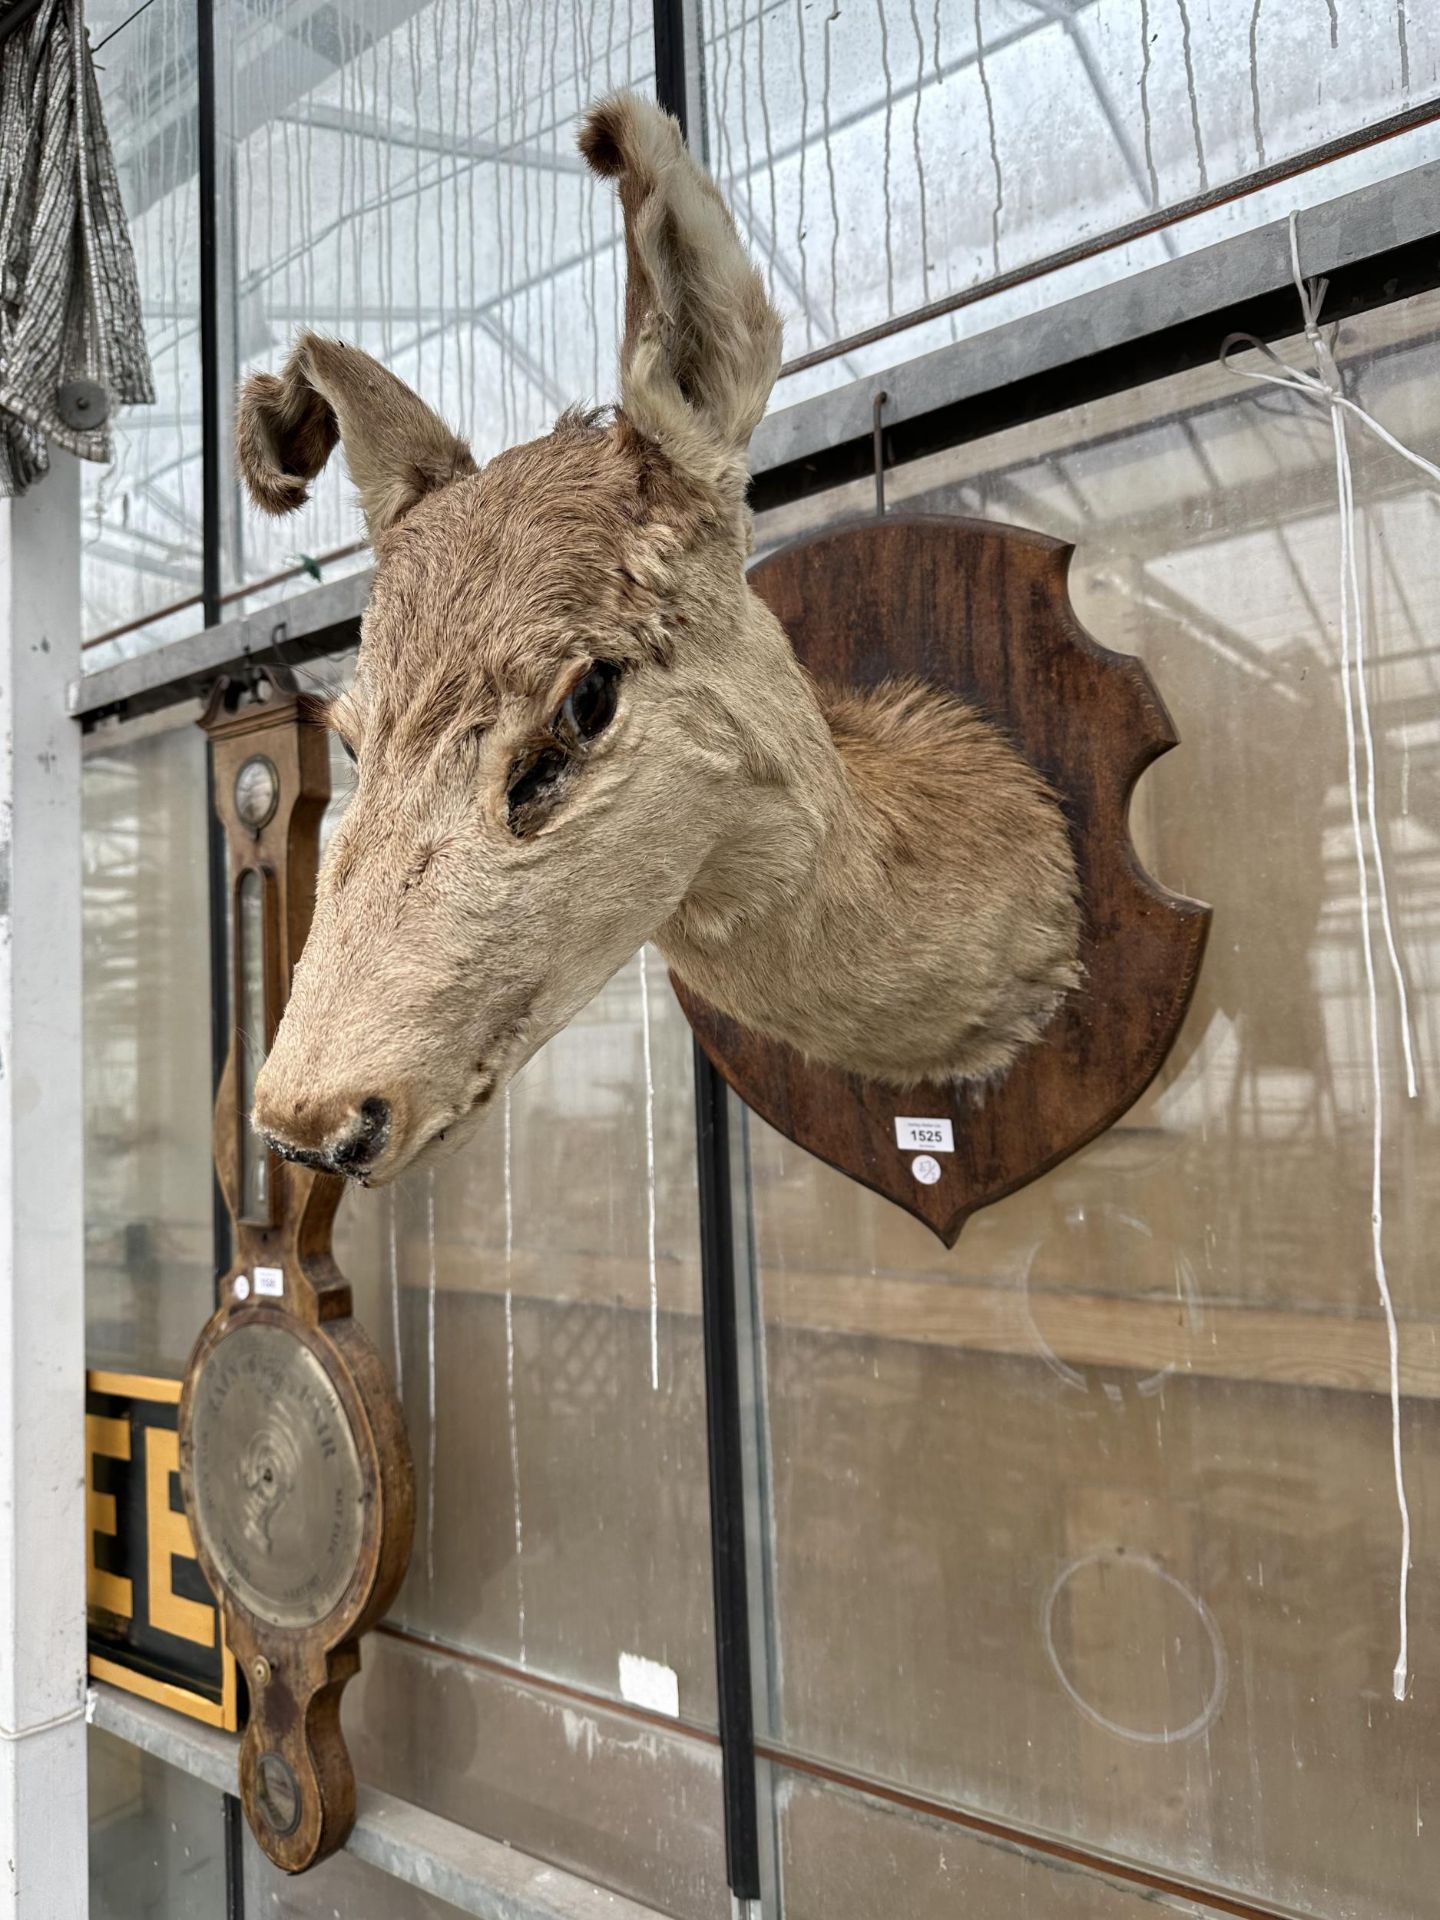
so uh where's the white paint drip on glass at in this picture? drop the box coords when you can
[1175,0,1209,189]
[504,1088,514,1267]
[639,947,659,1390]
[973,0,1003,276]
[504,1286,527,1667]
[503,1091,526,1665]
[425,1168,438,1592]
[388,1186,403,1401]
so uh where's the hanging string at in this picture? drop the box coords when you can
[1223,219,1425,1096]
[1223,212,1425,1702]
[90,0,159,55]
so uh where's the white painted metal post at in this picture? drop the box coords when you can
[0,452,88,1916]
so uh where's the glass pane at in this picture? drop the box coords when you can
[89,1726,226,1917]
[345,1631,729,1918]
[741,289,1440,1917]
[219,0,656,611]
[243,1827,474,1919]
[82,0,206,667]
[398,958,706,1700]
[84,717,214,1374]
[776,1769,1217,1920]
[705,0,1440,402]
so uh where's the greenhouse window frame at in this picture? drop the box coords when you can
[69,147,1440,727]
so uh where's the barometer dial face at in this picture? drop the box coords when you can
[189,1319,367,1632]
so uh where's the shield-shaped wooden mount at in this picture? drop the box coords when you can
[672,514,1211,1247]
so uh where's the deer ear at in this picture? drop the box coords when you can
[580,92,782,517]
[235,333,478,538]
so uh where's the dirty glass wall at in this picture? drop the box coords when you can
[81,0,655,664]
[82,0,206,657]
[80,1,1440,664]
[708,0,1440,402]
[83,715,213,1375]
[742,293,1440,1918]
[217,0,656,601]
[333,904,727,1912]
[89,1729,224,1918]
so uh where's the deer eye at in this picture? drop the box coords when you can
[506,747,566,831]
[559,661,620,741]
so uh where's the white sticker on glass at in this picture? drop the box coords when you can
[894,1116,954,1153]
[253,1266,285,1299]
[618,1652,680,1719]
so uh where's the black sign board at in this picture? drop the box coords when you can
[86,1371,239,1729]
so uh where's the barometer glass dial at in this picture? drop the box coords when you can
[188,1321,367,1632]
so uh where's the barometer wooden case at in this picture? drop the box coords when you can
[179,671,414,1873]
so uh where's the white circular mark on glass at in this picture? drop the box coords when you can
[233,1274,251,1302]
[1042,1549,1227,1746]
[1018,1205,1203,1402]
[911,1154,942,1186]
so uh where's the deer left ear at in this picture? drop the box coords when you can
[580,91,782,524]
[235,333,478,538]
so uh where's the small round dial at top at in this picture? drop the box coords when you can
[234,753,280,832]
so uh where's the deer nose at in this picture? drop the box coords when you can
[264,1096,391,1179]
[330,1097,392,1172]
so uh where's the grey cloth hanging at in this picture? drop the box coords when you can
[0,0,153,494]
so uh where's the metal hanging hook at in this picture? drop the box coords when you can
[872,389,889,516]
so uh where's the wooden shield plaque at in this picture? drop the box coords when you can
[673,514,1210,1246]
[179,673,414,1872]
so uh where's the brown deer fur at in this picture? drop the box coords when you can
[244,90,1080,1184]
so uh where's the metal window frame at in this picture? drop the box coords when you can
[0,454,89,1920]
[70,150,1440,728]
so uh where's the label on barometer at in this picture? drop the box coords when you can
[188,1322,366,1632]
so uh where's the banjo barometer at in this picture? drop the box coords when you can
[179,670,414,1872]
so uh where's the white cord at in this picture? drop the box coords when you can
[1223,222,1423,1095]
[0,1700,87,1743]
[1223,211,1420,1700]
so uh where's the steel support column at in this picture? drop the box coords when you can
[0,453,88,1916]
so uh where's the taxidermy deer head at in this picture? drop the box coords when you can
[242,91,1080,1186]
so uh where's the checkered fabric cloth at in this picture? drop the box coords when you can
[0,0,152,494]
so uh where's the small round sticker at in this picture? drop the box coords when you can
[233,1273,251,1301]
[911,1154,942,1186]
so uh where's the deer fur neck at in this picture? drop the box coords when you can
[658,579,1081,1088]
